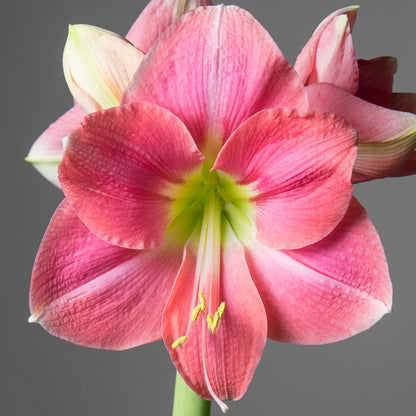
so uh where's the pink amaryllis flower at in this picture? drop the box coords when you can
[25,0,212,188]
[294,6,416,182]
[29,5,392,410]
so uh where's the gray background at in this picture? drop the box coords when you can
[2,0,415,414]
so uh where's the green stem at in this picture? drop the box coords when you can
[172,372,211,416]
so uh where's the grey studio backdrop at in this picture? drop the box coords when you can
[2,0,415,415]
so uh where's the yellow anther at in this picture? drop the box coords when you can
[211,311,220,332]
[191,304,202,322]
[206,314,213,330]
[198,291,206,311]
[217,302,226,318]
[171,336,187,349]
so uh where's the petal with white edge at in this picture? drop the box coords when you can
[29,200,183,350]
[245,198,392,345]
[63,24,144,113]
[126,0,213,53]
[295,5,359,92]
[307,83,416,182]
[26,105,86,188]
[307,14,358,94]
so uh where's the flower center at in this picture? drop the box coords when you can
[166,161,255,246]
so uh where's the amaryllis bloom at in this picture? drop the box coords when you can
[29,5,392,410]
[25,0,212,187]
[294,6,416,182]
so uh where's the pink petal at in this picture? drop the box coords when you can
[391,92,416,114]
[357,56,397,107]
[26,105,86,188]
[59,102,204,250]
[126,0,213,53]
[214,108,357,250]
[123,5,307,150]
[162,239,267,402]
[245,197,392,345]
[29,200,183,350]
[295,6,359,93]
[307,83,416,182]
[307,15,358,94]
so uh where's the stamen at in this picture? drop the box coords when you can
[206,314,213,330]
[191,305,202,322]
[171,336,188,349]
[199,291,206,311]
[217,302,226,318]
[211,311,220,333]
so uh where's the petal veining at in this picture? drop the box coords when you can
[214,108,357,250]
[126,0,213,53]
[29,200,183,350]
[123,5,307,151]
[59,101,204,250]
[163,231,267,404]
[245,198,391,345]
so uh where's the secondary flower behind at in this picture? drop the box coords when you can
[294,6,416,182]
[28,3,400,412]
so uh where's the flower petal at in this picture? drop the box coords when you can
[357,56,397,107]
[308,15,358,93]
[59,102,204,250]
[307,83,416,182]
[391,92,416,114]
[123,5,307,151]
[126,0,213,53]
[295,6,359,93]
[29,200,183,350]
[214,108,357,250]
[245,197,392,345]
[63,24,144,113]
[162,237,267,403]
[26,105,86,188]
[389,151,416,177]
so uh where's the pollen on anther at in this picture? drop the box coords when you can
[217,302,226,318]
[198,291,206,311]
[212,311,220,332]
[171,336,187,349]
[191,304,202,322]
[207,314,213,330]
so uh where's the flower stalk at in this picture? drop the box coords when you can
[172,372,212,416]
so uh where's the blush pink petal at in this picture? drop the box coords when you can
[307,83,416,182]
[29,200,183,350]
[307,15,358,94]
[162,239,267,401]
[126,0,213,53]
[26,105,86,188]
[295,6,359,93]
[59,102,204,250]
[214,108,357,250]
[357,57,397,108]
[245,197,392,345]
[122,5,307,150]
